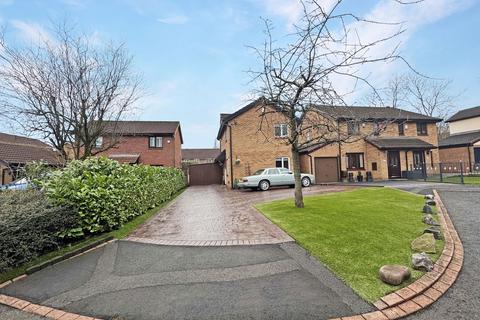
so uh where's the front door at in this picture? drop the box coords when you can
[475,147,480,164]
[387,151,401,179]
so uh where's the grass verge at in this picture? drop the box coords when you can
[0,188,185,284]
[255,187,443,302]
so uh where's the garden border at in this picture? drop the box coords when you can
[328,189,464,320]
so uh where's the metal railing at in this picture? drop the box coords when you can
[405,162,480,184]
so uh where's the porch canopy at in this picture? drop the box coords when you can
[366,137,435,150]
[108,154,140,164]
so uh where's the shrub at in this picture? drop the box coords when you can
[0,190,78,273]
[43,157,185,237]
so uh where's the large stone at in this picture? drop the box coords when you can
[411,233,436,253]
[424,227,443,240]
[426,200,436,206]
[424,194,434,200]
[422,214,440,226]
[379,265,411,285]
[422,205,433,214]
[412,252,434,272]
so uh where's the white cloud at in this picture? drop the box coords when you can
[157,15,189,25]
[10,20,55,45]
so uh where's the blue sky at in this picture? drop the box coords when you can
[0,0,479,147]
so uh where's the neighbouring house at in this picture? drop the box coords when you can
[0,132,63,185]
[217,99,442,188]
[439,106,480,168]
[182,148,220,165]
[94,121,183,168]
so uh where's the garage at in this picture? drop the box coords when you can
[188,162,223,185]
[314,157,339,183]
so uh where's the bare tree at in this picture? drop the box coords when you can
[0,23,141,160]
[249,0,419,208]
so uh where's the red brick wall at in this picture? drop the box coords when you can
[98,134,182,168]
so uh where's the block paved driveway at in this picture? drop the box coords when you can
[128,184,353,246]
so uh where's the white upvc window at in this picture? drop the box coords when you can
[274,124,288,137]
[149,136,163,148]
[275,157,290,169]
[95,136,103,148]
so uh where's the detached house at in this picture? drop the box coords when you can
[0,132,62,185]
[95,121,183,168]
[439,106,480,167]
[217,99,441,188]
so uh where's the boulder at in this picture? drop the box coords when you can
[422,214,440,226]
[424,194,434,200]
[379,265,411,286]
[424,227,443,240]
[412,252,434,272]
[422,205,433,214]
[411,233,436,253]
[426,200,436,206]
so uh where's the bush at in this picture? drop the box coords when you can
[0,190,78,273]
[43,157,185,237]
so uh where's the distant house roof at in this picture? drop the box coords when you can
[101,121,183,144]
[366,137,436,150]
[0,132,62,165]
[439,130,480,148]
[108,154,140,164]
[182,148,220,160]
[217,99,442,140]
[315,106,442,122]
[446,106,480,122]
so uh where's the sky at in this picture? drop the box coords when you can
[0,0,479,148]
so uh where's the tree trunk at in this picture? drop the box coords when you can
[291,145,304,208]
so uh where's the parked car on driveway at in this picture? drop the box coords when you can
[237,168,315,191]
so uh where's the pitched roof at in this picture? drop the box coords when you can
[107,154,140,164]
[217,98,266,140]
[315,106,442,122]
[446,106,480,122]
[182,148,220,160]
[101,121,183,143]
[366,137,436,150]
[439,130,480,148]
[0,133,62,165]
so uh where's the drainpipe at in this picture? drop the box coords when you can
[228,124,234,189]
[337,119,342,181]
[467,145,473,171]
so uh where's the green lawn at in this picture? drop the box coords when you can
[0,188,185,284]
[255,188,443,302]
[444,175,480,185]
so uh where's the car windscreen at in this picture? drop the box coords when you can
[252,169,264,175]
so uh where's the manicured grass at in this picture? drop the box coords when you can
[256,188,443,302]
[444,175,480,185]
[0,188,185,284]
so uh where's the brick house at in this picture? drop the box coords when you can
[217,99,441,188]
[95,121,183,168]
[439,106,480,167]
[0,132,62,185]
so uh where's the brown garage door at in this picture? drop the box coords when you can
[314,157,339,183]
[188,162,223,185]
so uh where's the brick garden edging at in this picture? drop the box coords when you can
[0,190,464,320]
[328,189,464,320]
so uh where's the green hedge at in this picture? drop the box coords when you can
[0,190,78,273]
[43,157,185,238]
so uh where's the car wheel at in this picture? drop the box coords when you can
[258,180,270,191]
[301,177,311,187]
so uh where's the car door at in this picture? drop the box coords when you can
[278,168,294,185]
[266,168,281,186]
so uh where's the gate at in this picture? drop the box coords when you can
[188,162,223,185]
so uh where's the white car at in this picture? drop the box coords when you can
[237,168,316,191]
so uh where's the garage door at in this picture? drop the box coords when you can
[314,157,339,183]
[188,162,223,185]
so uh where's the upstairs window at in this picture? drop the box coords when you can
[274,124,288,137]
[347,121,360,135]
[347,153,365,170]
[417,122,428,136]
[275,157,290,169]
[149,136,163,148]
[398,123,405,136]
[95,137,103,148]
